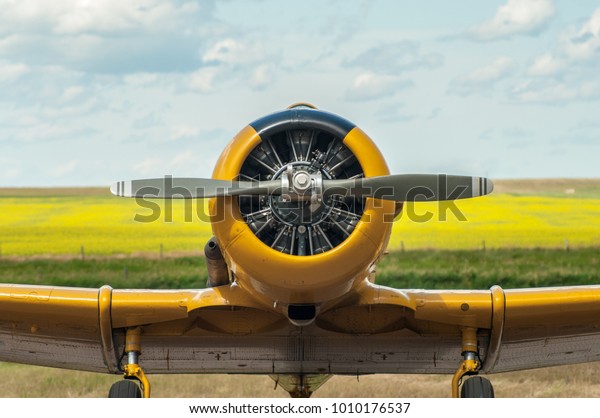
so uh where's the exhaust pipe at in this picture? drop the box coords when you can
[204,237,229,287]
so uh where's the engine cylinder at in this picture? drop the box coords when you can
[238,118,365,256]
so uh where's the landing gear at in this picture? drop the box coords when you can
[108,380,142,398]
[461,376,495,398]
[451,327,495,398]
[108,327,151,398]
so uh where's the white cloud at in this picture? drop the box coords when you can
[462,57,514,83]
[427,107,441,120]
[133,158,160,176]
[561,8,600,61]
[0,158,20,182]
[0,62,30,82]
[346,41,444,73]
[195,39,276,92]
[0,0,216,74]
[250,64,274,90]
[133,151,198,176]
[49,159,78,177]
[170,125,200,141]
[564,120,600,145]
[6,120,91,143]
[60,85,85,103]
[512,80,600,103]
[41,97,100,118]
[527,53,565,76]
[0,35,21,53]
[471,0,555,41]
[345,73,412,101]
[123,72,159,86]
[202,38,264,66]
[376,103,417,123]
[449,57,514,96]
[0,0,205,35]
[519,8,600,103]
[189,67,218,93]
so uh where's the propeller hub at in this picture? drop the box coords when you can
[293,171,311,191]
[282,164,323,198]
[270,164,332,226]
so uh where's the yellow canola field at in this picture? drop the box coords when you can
[0,196,212,256]
[391,194,600,250]
[0,193,598,256]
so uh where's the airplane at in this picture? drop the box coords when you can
[1,103,598,398]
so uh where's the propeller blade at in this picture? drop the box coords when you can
[110,177,281,198]
[110,174,493,201]
[322,174,493,202]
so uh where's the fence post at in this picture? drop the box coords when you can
[564,239,569,251]
[160,243,164,260]
[482,240,486,252]
[401,241,405,252]
[80,245,85,260]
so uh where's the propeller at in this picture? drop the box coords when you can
[111,171,493,202]
[110,176,281,199]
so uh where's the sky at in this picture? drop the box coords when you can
[1,0,599,186]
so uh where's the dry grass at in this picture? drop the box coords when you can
[493,179,600,198]
[2,362,600,398]
[0,187,109,197]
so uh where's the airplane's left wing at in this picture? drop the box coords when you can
[0,285,110,372]
[320,282,600,374]
[0,284,266,374]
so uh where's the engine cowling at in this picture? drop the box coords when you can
[209,105,396,309]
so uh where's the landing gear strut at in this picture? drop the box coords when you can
[451,327,494,398]
[108,327,151,398]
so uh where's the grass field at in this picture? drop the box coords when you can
[0,248,598,290]
[0,180,599,397]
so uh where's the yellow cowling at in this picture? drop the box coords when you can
[208,112,396,309]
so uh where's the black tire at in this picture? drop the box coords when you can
[108,380,142,398]
[461,376,495,398]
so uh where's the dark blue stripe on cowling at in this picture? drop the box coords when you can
[250,108,356,140]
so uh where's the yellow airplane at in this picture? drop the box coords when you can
[0,104,595,398]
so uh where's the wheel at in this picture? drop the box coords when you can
[108,380,142,398]
[461,376,495,398]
